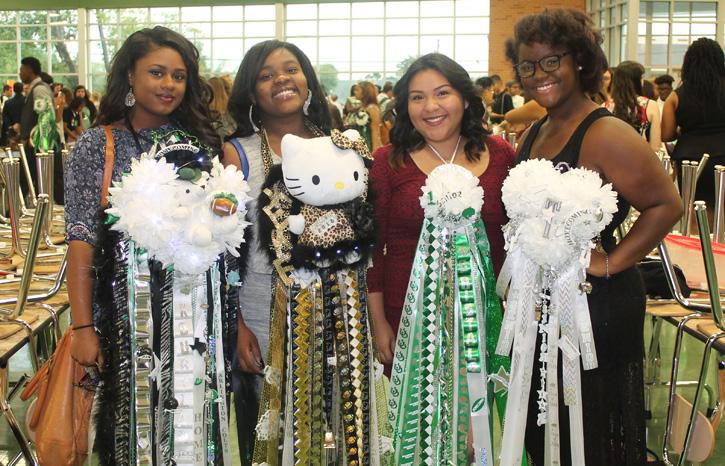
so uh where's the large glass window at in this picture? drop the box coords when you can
[638,0,717,76]
[0,10,79,88]
[87,5,276,92]
[286,0,490,98]
[0,2,491,95]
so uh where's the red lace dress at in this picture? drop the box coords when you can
[367,136,515,339]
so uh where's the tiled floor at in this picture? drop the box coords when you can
[0,314,722,465]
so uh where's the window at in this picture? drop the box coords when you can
[637,0,718,76]
[0,10,79,88]
[285,0,490,99]
[87,5,276,92]
[0,2,492,97]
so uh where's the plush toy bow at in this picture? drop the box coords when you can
[330,129,373,161]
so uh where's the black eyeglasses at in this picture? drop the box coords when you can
[514,51,572,78]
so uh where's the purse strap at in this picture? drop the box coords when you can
[100,125,115,208]
[228,137,250,180]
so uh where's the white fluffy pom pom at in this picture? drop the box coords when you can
[419,164,483,230]
[501,159,618,270]
[106,156,252,275]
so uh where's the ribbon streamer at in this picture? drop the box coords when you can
[389,219,512,466]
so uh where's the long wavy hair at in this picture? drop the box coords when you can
[228,40,331,138]
[680,37,725,111]
[95,26,220,151]
[389,53,489,169]
[611,61,645,130]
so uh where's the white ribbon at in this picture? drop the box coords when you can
[496,251,599,466]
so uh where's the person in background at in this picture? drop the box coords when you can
[62,97,85,143]
[208,75,235,140]
[344,83,363,118]
[592,67,612,104]
[89,91,101,110]
[654,74,674,114]
[1,84,11,111]
[507,9,680,464]
[662,37,725,205]
[606,60,661,153]
[19,56,54,195]
[507,80,525,108]
[329,92,344,117]
[359,80,383,151]
[328,98,344,130]
[74,85,97,127]
[378,80,394,108]
[475,76,495,129]
[489,74,514,123]
[1,82,24,147]
[642,79,656,100]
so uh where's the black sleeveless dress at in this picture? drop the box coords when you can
[517,108,647,466]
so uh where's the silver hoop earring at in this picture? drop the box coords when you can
[303,90,312,116]
[249,104,260,133]
[125,88,136,107]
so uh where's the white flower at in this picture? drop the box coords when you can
[420,164,483,230]
[501,159,618,271]
[106,155,251,275]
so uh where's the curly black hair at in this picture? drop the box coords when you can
[611,61,646,130]
[389,53,490,169]
[505,8,608,96]
[680,37,725,111]
[95,26,220,152]
[228,40,331,138]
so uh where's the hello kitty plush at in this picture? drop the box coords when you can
[259,129,375,272]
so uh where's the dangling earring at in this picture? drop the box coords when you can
[249,104,260,133]
[125,87,136,107]
[578,65,583,71]
[303,90,312,116]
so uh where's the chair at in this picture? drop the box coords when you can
[0,195,50,465]
[662,201,725,465]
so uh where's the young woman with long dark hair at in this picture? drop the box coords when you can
[662,37,725,204]
[222,39,331,464]
[606,60,661,152]
[65,26,233,464]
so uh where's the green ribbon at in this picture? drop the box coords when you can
[32,100,59,152]
[388,218,519,465]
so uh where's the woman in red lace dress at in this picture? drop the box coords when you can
[368,53,515,366]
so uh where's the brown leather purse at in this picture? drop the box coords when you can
[17,125,114,465]
[20,327,97,466]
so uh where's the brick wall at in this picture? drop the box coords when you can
[488,0,586,80]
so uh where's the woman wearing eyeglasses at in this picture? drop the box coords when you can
[506,9,680,465]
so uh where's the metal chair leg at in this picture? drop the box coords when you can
[0,319,40,372]
[0,366,38,465]
[37,303,61,342]
[662,313,704,465]
[676,331,725,466]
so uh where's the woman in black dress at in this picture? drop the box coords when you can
[507,9,681,465]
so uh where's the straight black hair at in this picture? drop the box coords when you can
[228,40,331,138]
